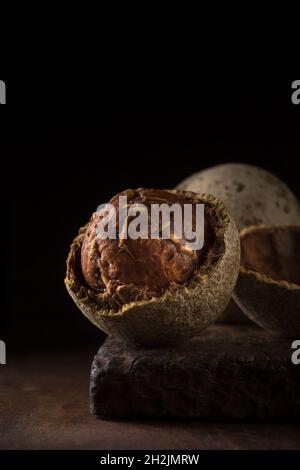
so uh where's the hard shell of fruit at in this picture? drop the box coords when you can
[65,190,240,346]
[233,224,300,337]
[177,163,300,230]
[177,163,300,324]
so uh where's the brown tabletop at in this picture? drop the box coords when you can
[0,347,300,450]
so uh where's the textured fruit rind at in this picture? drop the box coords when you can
[65,190,240,346]
[233,224,300,337]
[177,164,300,230]
[178,164,300,325]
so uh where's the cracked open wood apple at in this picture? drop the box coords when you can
[233,225,300,337]
[177,163,300,324]
[65,188,240,346]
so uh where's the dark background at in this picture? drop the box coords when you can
[2,80,300,352]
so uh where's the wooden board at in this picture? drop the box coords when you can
[1,341,300,449]
[91,325,300,418]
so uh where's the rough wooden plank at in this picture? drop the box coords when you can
[1,348,300,449]
[90,325,300,418]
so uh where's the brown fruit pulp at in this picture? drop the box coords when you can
[240,226,300,286]
[81,189,215,309]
